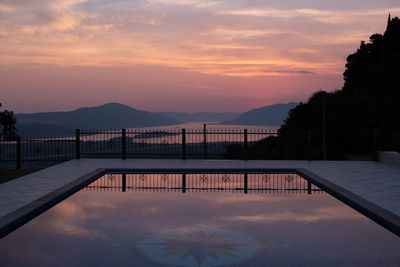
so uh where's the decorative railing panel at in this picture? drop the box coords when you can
[84,173,323,194]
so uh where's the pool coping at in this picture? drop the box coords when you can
[0,167,399,238]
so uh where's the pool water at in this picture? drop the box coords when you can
[0,172,399,266]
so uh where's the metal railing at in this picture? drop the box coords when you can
[0,136,75,169]
[78,128,276,160]
[84,173,323,194]
[1,127,398,169]
[0,128,277,169]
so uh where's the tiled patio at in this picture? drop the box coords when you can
[0,159,399,220]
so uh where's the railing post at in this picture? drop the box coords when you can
[203,123,207,159]
[182,129,186,160]
[122,173,126,192]
[122,129,126,160]
[307,180,312,194]
[244,129,248,160]
[75,129,80,159]
[16,137,21,169]
[244,173,248,194]
[307,129,312,161]
[182,173,186,193]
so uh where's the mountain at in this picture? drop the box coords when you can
[16,103,182,137]
[221,102,298,126]
[14,102,298,137]
[155,112,239,122]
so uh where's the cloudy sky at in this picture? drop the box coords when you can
[1,0,399,113]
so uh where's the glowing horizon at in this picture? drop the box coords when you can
[0,0,399,113]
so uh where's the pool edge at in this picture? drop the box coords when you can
[1,167,399,239]
[297,168,400,237]
[0,168,107,239]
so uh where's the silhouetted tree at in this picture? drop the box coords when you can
[282,15,400,157]
[0,103,18,140]
[226,15,400,159]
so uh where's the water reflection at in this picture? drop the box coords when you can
[134,227,263,266]
[85,173,323,194]
[0,173,399,266]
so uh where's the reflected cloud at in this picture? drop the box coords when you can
[223,206,364,223]
[199,194,306,204]
[46,200,117,237]
[2,187,399,266]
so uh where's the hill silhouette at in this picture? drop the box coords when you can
[16,103,182,136]
[221,102,298,126]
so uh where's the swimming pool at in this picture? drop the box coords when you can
[1,170,399,266]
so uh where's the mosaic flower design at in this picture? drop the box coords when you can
[135,228,263,266]
[161,139,168,145]
[200,174,208,184]
[156,230,244,264]
[161,174,169,182]
[222,174,230,183]
[285,175,293,183]
[139,174,147,182]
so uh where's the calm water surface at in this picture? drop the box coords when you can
[134,121,279,130]
[0,173,399,266]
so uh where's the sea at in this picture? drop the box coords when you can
[128,122,279,131]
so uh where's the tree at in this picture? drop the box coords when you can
[0,103,18,140]
[279,15,400,157]
[225,15,400,159]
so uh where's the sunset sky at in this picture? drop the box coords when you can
[1,0,399,113]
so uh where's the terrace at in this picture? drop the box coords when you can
[0,128,399,265]
[1,158,399,237]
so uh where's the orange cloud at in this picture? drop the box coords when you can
[2,1,395,78]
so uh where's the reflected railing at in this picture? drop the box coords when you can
[83,173,323,194]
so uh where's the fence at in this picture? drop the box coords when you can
[0,136,75,169]
[0,128,277,169]
[84,173,323,194]
[1,128,398,169]
[78,128,276,160]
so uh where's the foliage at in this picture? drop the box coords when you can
[0,103,18,140]
[225,16,400,159]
